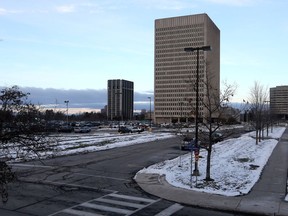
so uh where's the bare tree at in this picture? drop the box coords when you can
[247,81,269,144]
[0,86,54,203]
[185,61,238,181]
[199,69,237,181]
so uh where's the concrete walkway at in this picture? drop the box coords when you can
[135,128,288,216]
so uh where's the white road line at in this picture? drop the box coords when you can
[154,203,184,216]
[62,208,103,216]
[108,193,156,203]
[81,202,133,215]
[97,197,145,209]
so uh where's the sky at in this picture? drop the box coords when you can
[1,0,288,109]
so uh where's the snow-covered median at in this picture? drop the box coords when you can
[136,127,286,197]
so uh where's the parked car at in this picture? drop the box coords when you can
[180,136,197,150]
[130,126,144,133]
[118,126,132,134]
[58,125,73,133]
[74,127,91,133]
[211,132,223,143]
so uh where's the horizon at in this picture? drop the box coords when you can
[0,85,252,114]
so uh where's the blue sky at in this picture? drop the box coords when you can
[0,0,288,109]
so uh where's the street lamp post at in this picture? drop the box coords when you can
[64,100,69,126]
[184,45,211,177]
[148,97,152,129]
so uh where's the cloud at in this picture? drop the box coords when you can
[203,0,257,6]
[1,87,154,111]
[55,5,75,13]
[54,2,116,14]
[0,7,22,15]
[0,8,7,15]
[133,0,196,10]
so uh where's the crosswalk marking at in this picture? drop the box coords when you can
[107,193,156,203]
[155,203,184,216]
[97,197,145,208]
[49,192,159,216]
[49,192,183,216]
[81,202,133,215]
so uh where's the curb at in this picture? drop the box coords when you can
[135,172,288,216]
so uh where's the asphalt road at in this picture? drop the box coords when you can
[2,133,249,216]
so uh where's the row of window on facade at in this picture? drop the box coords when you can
[156,101,204,107]
[155,36,204,45]
[155,56,205,63]
[155,86,205,93]
[155,94,205,101]
[155,24,204,33]
[155,85,205,92]
[155,43,205,52]
[155,61,206,68]
[155,65,205,72]
[154,74,205,80]
[155,71,197,77]
[155,51,205,58]
[155,43,205,53]
[155,75,205,81]
[155,111,204,117]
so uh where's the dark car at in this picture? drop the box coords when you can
[118,126,132,134]
[58,125,73,133]
[74,127,91,133]
[180,136,197,150]
[211,132,223,143]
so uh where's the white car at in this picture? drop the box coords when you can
[130,126,144,133]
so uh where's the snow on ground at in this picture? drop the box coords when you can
[136,127,286,197]
[53,131,175,157]
[3,131,176,161]
[4,126,287,199]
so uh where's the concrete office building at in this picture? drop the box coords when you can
[107,79,134,121]
[154,13,220,124]
[270,85,288,120]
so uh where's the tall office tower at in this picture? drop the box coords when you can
[107,79,134,121]
[154,14,220,124]
[270,85,288,120]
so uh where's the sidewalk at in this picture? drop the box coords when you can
[135,128,288,216]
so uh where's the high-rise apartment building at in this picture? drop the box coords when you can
[154,14,220,124]
[107,79,134,121]
[270,85,288,119]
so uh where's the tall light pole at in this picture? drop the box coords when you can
[148,97,152,129]
[64,100,69,126]
[184,45,211,177]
